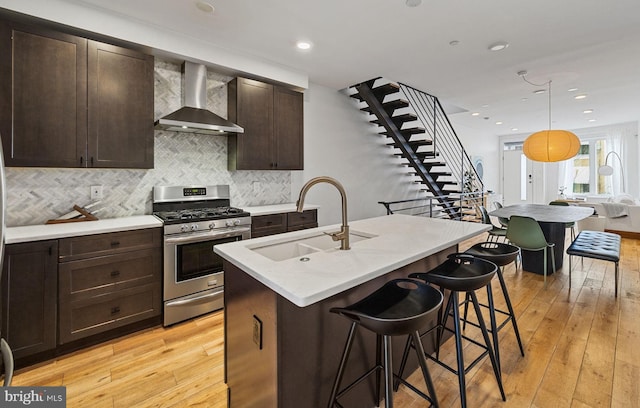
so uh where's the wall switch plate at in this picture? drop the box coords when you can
[91,185,103,200]
[252,315,263,349]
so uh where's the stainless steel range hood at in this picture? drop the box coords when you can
[155,62,244,135]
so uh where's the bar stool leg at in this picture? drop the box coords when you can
[411,331,439,408]
[469,291,506,401]
[449,291,468,408]
[486,282,500,371]
[496,266,525,356]
[383,335,394,408]
[328,322,358,408]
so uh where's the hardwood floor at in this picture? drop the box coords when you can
[12,235,640,407]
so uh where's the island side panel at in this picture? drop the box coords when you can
[224,260,278,407]
[278,246,455,408]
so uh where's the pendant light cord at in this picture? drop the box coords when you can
[520,72,552,130]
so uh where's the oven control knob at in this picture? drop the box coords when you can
[208,222,216,230]
[225,220,233,227]
[180,225,189,233]
[191,224,198,231]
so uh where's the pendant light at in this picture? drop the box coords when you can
[519,71,580,162]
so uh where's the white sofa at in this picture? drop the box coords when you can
[577,201,640,237]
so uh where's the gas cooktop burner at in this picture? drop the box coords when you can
[155,207,250,224]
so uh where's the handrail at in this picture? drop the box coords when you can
[398,83,484,196]
[379,192,484,220]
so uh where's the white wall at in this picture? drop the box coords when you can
[292,84,421,226]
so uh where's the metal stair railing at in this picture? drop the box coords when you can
[398,83,484,202]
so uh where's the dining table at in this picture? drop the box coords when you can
[489,204,594,275]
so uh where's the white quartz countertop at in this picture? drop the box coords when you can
[215,214,490,307]
[5,215,163,244]
[243,203,320,216]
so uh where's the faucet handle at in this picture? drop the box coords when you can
[323,231,341,241]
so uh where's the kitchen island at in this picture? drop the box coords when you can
[215,214,489,407]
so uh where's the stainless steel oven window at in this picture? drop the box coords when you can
[175,235,241,282]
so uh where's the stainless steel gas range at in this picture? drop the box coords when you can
[153,185,251,326]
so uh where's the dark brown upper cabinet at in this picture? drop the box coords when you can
[0,19,154,168]
[228,77,303,170]
[87,41,154,168]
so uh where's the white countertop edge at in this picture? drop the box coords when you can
[5,215,163,244]
[216,215,490,307]
[243,203,320,216]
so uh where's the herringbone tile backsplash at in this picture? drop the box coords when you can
[5,60,291,227]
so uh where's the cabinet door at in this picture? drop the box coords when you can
[1,241,58,360]
[88,41,154,168]
[0,20,87,167]
[274,87,303,170]
[228,78,274,170]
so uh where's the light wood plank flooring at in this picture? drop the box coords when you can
[12,235,640,407]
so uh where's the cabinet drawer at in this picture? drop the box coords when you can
[59,228,162,261]
[251,213,287,237]
[59,248,161,300]
[287,209,317,229]
[59,282,161,344]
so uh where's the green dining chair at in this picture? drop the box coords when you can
[506,215,556,286]
[549,201,576,241]
[478,205,507,242]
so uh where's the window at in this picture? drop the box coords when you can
[562,138,609,195]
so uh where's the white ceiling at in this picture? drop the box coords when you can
[70,0,640,136]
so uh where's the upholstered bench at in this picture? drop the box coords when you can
[566,230,621,296]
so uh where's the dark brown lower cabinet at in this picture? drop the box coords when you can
[251,209,317,238]
[1,240,58,360]
[58,247,162,343]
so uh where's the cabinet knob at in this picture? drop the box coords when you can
[111,241,120,247]
[111,306,121,315]
[110,270,120,277]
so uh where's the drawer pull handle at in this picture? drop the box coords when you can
[111,306,121,314]
[111,241,120,246]
[110,270,120,277]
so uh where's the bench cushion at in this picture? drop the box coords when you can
[566,230,621,262]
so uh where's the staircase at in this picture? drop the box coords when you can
[349,78,484,220]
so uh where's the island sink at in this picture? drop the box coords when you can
[248,230,376,262]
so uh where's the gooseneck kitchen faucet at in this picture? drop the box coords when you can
[296,176,350,250]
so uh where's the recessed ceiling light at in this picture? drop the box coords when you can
[488,42,509,51]
[471,112,480,116]
[481,104,489,108]
[406,0,422,7]
[449,40,460,46]
[521,97,528,102]
[588,119,597,122]
[583,109,594,114]
[568,87,578,92]
[533,89,546,94]
[296,41,312,50]
[195,1,215,13]
[574,94,587,100]
[511,128,519,131]
[495,121,503,125]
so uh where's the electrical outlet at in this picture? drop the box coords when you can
[253,181,261,195]
[90,185,103,200]
[252,315,263,349]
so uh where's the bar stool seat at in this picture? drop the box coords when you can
[400,254,506,408]
[328,278,443,408]
[464,242,525,371]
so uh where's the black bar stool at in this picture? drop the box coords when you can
[464,242,525,371]
[328,278,443,408]
[399,254,506,408]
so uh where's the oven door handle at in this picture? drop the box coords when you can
[164,227,250,244]
[165,288,224,307]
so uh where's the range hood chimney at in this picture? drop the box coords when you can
[155,62,244,135]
